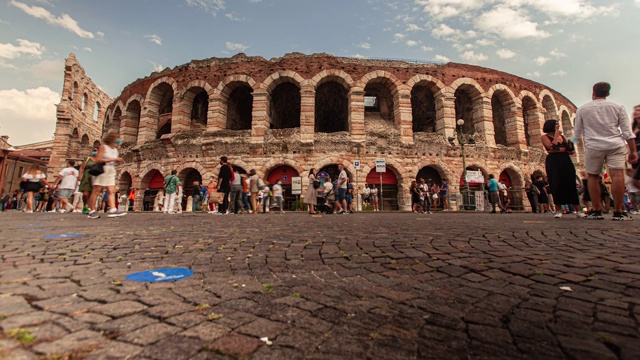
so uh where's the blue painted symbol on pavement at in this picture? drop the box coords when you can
[125,267,194,283]
[43,233,85,239]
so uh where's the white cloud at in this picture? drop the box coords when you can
[526,71,541,78]
[225,41,249,52]
[416,0,486,20]
[0,87,60,145]
[406,40,418,47]
[23,59,64,82]
[356,42,371,50]
[96,31,104,39]
[550,70,567,77]
[9,0,95,39]
[393,33,406,42]
[453,43,473,51]
[496,49,516,59]
[534,56,549,65]
[186,0,226,15]
[549,48,566,58]
[421,45,433,52]
[225,12,243,21]
[406,24,424,32]
[475,39,493,47]
[83,47,92,53]
[0,60,17,69]
[431,24,476,41]
[636,0,640,7]
[149,61,164,72]
[505,0,618,21]
[475,7,550,39]
[460,51,488,63]
[0,39,44,59]
[144,34,162,46]
[352,54,366,59]
[434,54,450,62]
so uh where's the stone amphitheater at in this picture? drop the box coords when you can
[48,52,581,211]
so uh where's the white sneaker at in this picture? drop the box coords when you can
[576,212,586,218]
[554,212,563,218]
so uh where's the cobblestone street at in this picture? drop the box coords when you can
[1,211,639,359]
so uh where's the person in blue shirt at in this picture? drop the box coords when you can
[487,174,506,213]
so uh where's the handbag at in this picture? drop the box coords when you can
[566,139,575,153]
[208,192,224,204]
[88,163,104,176]
[313,180,321,189]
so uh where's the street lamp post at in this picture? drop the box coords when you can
[450,119,474,210]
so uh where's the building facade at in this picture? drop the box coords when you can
[52,52,581,211]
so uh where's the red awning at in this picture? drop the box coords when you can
[366,169,397,184]
[149,173,165,189]
[499,171,512,187]
[267,165,299,185]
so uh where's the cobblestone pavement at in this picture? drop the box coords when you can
[1,211,639,360]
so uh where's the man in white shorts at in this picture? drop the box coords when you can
[49,160,79,213]
[573,82,637,220]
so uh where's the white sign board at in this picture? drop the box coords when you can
[475,191,485,211]
[375,158,386,173]
[291,176,302,195]
[466,170,484,183]
[354,160,361,170]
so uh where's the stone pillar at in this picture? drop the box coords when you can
[171,97,189,133]
[251,90,269,144]
[208,96,225,132]
[528,108,545,150]
[300,86,315,143]
[396,89,413,144]
[475,96,496,147]
[437,91,456,139]
[120,114,138,144]
[349,88,365,142]
[138,107,158,145]
[505,102,527,150]
[186,196,193,212]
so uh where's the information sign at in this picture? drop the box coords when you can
[291,176,302,195]
[375,158,386,173]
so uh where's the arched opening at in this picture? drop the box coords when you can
[71,81,78,100]
[81,93,88,112]
[459,166,487,192]
[226,84,253,130]
[81,134,90,156]
[459,166,487,210]
[148,82,174,138]
[270,82,300,129]
[315,81,348,133]
[93,102,100,121]
[364,81,394,122]
[266,165,300,211]
[157,121,171,139]
[141,170,165,208]
[561,110,572,134]
[92,140,101,149]
[416,166,445,210]
[491,92,509,146]
[112,107,122,133]
[365,167,399,210]
[185,87,208,126]
[542,95,556,121]
[179,168,202,211]
[318,164,352,185]
[522,96,537,147]
[125,100,141,143]
[68,128,80,160]
[499,168,524,211]
[454,86,479,135]
[411,84,436,133]
[118,172,132,195]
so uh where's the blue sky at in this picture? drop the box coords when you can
[1,0,639,145]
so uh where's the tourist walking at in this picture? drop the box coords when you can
[541,119,584,218]
[304,168,318,214]
[487,174,506,213]
[143,188,152,211]
[229,168,243,214]
[49,160,79,213]
[206,177,218,213]
[573,82,637,220]
[127,188,136,211]
[77,147,97,214]
[162,169,181,214]
[410,180,421,213]
[87,133,126,218]
[20,165,47,213]
[217,156,233,214]
[440,179,449,210]
[192,181,203,212]
[272,180,284,213]
[336,164,348,214]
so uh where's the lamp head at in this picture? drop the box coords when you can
[457,119,465,126]
[447,136,456,146]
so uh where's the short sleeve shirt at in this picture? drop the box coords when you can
[488,179,499,192]
[338,170,348,189]
[164,175,181,194]
[59,167,78,189]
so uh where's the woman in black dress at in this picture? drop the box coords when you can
[541,119,583,218]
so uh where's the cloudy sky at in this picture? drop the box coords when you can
[0,0,639,145]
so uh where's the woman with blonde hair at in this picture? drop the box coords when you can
[21,164,47,213]
[87,132,126,218]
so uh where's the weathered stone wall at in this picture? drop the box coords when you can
[48,54,112,180]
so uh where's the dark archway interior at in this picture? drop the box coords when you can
[491,95,508,146]
[227,85,253,130]
[318,164,352,182]
[112,107,122,132]
[364,82,394,121]
[270,82,300,129]
[454,89,475,135]
[127,101,141,124]
[191,91,208,125]
[411,85,436,133]
[315,81,348,133]
[158,87,173,115]
[157,121,171,139]
[561,111,572,134]
[416,166,443,184]
[522,96,537,147]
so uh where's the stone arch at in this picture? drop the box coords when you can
[407,74,446,93]
[68,128,81,160]
[559,105,573,134]
[411,77,442,133]
[144,77,178,139]
[80,134,90,156]
[363,163,403,211]
[81,93,88,112]
[488,85,519,147]
[498,164,524,188]
[215,76,255,130]
[71,81,78,101]
[93,102,100,121]
[110,105,122,134]
[265,73,302,129]
[123,96,143,144]
[450,78,486,135]
[174,162,208,182]
[315,77,349,133]
[310,69,354,90]
[499,165,525,210]
[539,90,558,121]
[259,158,304,180]
[519,90,543,149]
[140,164,168,184]
[416,164,447,184]
[118,171,133,194]
[92,140,100,148]
[360,71,401,125]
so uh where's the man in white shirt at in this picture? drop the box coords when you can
[50,160,79,213]
[336,164,348,214]
[573,82,637,220]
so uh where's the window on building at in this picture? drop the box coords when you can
[364,95,379,111]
